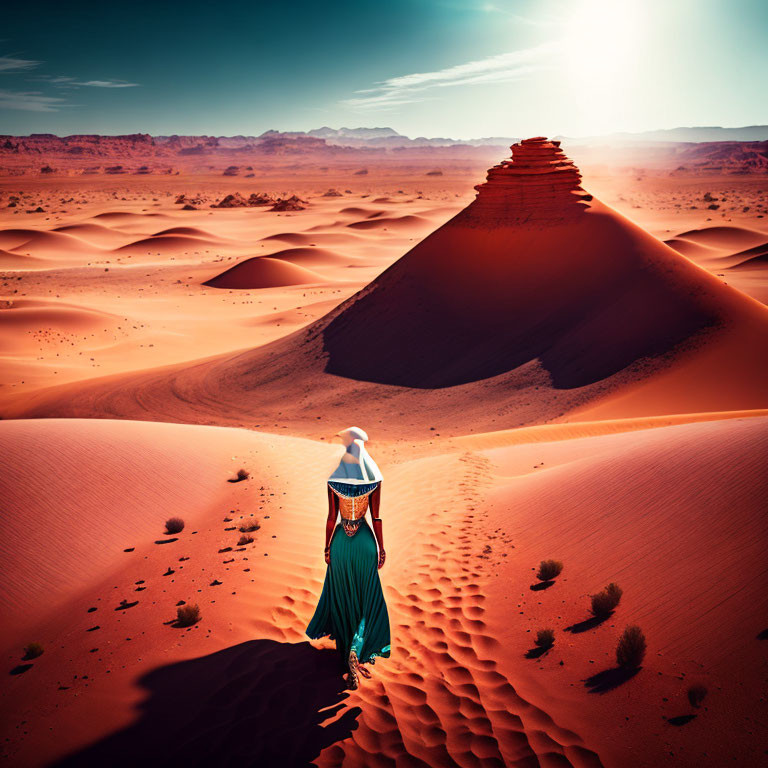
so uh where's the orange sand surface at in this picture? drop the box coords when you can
[1,151,767,767]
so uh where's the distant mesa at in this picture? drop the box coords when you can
[202,256,326,289]
[425,169,443,176]
[2,128,767,178]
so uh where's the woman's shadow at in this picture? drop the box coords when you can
[54,639,360,768]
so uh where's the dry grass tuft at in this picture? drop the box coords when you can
[590,582,623,617]
[536,559,563,581]
[616,625,646,668]
[237,534,254,546]
[534,628,555,648]
[176,603,201,627]
[165,517,185,534]
[23,642,44,660]
[228,468,250,483]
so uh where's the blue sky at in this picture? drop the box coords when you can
[1,0,766,138]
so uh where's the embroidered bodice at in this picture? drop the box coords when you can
[329,480,379,536]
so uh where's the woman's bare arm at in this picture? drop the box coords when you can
[324,485,337,564]
[370,484,385,568]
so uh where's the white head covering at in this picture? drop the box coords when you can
[328,426,383,484]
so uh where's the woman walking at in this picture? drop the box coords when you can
[307,427,390,689]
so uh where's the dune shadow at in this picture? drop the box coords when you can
[565,613,611,633]
[320,211,715,390]
[666,714,697,726]
[529,580,555,591]
[584,666,640,693]
[53,639,360,768]
[757,628,768,640]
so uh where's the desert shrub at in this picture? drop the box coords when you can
[237,534,254,546]
[23,642,44,660]
[534,628,555,648]
[239,520,260,532]
[165,517,185,534]
[536,559,563,581]
[176,603,201,627]
[235,469,249,481]
[590,583,623,617]
[616,625,646,668]
[687,684,708,708]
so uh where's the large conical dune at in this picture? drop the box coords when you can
[5,138,767,435]
[323,137,756,389]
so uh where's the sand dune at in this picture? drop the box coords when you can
[346,214,428,230]
[5,139,767,436]
[116,234,223,253]
[0,249,47,269]
[91,211,165,221]
[53,223,133,244]
[2,417,599,766]
[0,302,120,353]
[479,415,768,768]
[666,226,768,266]
[264,246,352,266]
[662,237,722,261]
[2,415,765,767]
[0,185,450,399]
[320,140,767,397]
[261,231,316,245]
[2,141,768,767]
[339,206,383,216]
[0,228,103,258]
[728,242,768,269]
[203,256,328,289]
[673,225,767,251]
[0,419,263,629]
[150,226,222,238]
[664,225,768,305]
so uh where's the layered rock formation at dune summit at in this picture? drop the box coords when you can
[467,136,592,223]
[5,139,768,435]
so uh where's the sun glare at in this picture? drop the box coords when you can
[561,0,645,132]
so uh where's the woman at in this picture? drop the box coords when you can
[306,427,391,689]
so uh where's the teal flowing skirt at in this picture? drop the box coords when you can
[306,521,391,665]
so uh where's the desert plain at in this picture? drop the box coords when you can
[1,137,767,768]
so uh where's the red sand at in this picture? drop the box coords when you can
[1,140,767,767]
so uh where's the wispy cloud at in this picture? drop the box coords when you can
[0,54,41,72]
[30,75,140,89]
[341,42,555,110]
[0,89,68,112]
[74,79,139,88]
